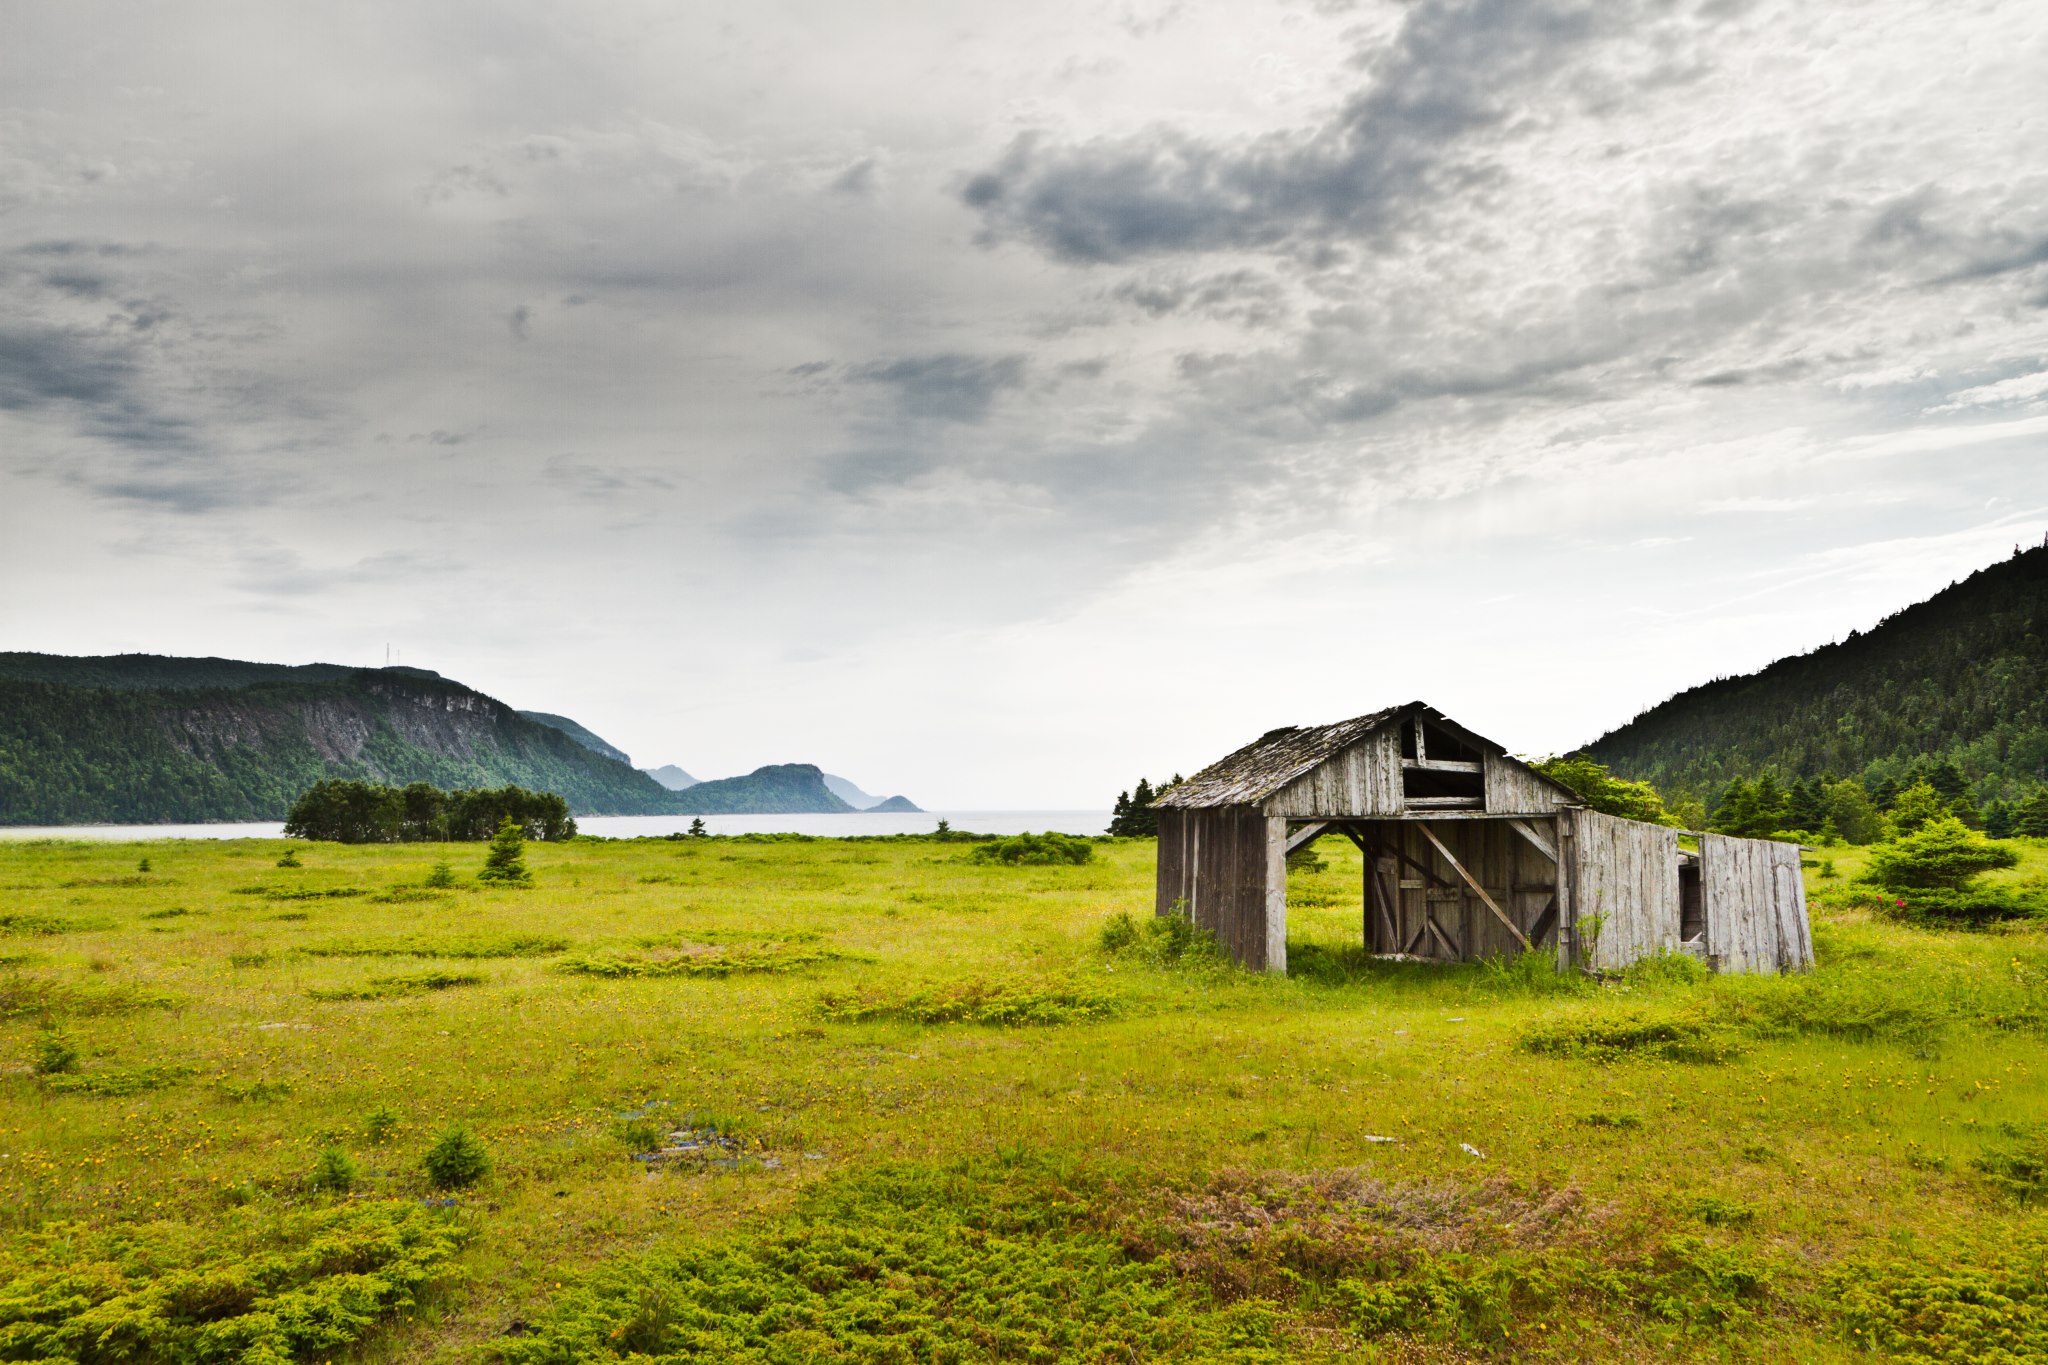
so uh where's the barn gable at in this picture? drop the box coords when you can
[1157,703,1579,819]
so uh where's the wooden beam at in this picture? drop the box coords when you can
[1404,796,1484,809]
[1527,897,1558,948]
[1417,821,1533,952]
[1370,860,1400,951]
[1284,821,1331,856]
[1504,818,1558,863]
[1400,758,1482,773]
[1423,910,1460,958]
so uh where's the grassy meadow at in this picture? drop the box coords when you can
[2,831,2046,1362]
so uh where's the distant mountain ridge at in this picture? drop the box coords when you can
[0,651,926,825]
[669,763,853,814]
[1584,543,2048,802]
[0,654,677,824]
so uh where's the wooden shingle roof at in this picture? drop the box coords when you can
[1154,701,1577,810]
[1154,705,1409,809]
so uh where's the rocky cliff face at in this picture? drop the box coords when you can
[0,659,679,824]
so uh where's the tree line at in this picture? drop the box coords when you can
[283,780,576,843]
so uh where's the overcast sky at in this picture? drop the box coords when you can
[4,0,2047,806]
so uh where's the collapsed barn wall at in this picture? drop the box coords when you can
[1564,808,1682,972]
[1699,833,1813,973]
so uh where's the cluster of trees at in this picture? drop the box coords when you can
[283,780,576,844]
[1107,775,1182,837]
[1706,757,2048,844]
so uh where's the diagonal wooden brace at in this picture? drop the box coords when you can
[1417,821,1533,951]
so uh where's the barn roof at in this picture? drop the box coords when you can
[1154,701,1575,809]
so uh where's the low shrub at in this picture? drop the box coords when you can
[1520,1009,1743,1064]
[1097,911,1224,968]
[0,914,114,937]
[1827,1226,2048,1362]
[232,885,366,901]
[307,971,485,1001]
[422,860,459,889]
[497,1163,1270,1365]
[28,1029,77,1076]
[0,1200,465,1364]
[0,977,175,1019]
[42,1064,195,1097]
[304,933,569,960]
[815,978,1121,1027]
[423,1125,490,1189]
[555,946,854,979]
[969,832,1093,866]
[1971,1126,2048,1209]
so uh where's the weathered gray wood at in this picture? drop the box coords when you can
[1417,821,1532,951]
[1265,725,1404,817]
[1698,833,1812,974]
[1485,749,1579,816]
[1403,758,1482,773]
[1284,821,1331,855]
[1504,817,1558,862]
[1263,815,1288,975]
[1569,809,1680,972]
[1156,805,1285,973]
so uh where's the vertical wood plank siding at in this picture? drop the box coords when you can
[1155,805,1283,972]
[1359,820,1557,961]
[1566,810,1680,972]
[1483,751,1575,815]
[1699,834,1813,973]
[1266,728,1404,817]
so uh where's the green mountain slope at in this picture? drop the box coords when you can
[670,764,856,814]
[518,710,631,766]
[0,656,679,824]
[1584,543,2048,802]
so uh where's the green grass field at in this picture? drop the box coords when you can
[2,832,2045,1362]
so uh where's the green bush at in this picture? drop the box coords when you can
[1828,1226,2048,1362]
[422,860,458,888]
[1521,1010,1742,1064]
[28,1029,78,1076]
[423,1125,490,1189]
[307,971,484,1002]
[1097,911,1221,967]
[311,1146,358,1193]
[1866,816,2021,891]
[0,1201,464,1363]
[969,832,1093,866]
[815,978,1120,1027]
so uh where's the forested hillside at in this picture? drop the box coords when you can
[1586,543,2048,805]
[0,657,679,824]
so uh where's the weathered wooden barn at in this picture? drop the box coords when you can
[1153,703,1812,976]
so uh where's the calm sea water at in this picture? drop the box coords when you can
[0,810,1114,841]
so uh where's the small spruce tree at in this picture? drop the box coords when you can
[476,816,532,886]
[1888,781,1949,838]
[310,1146,358,1193]
[687,817,708,838]
[2013,790,2048,838]
[424,1125,490,1189]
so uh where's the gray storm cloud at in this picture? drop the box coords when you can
[1,0,2045,803]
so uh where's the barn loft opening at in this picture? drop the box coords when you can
[1398,716,1483,809]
